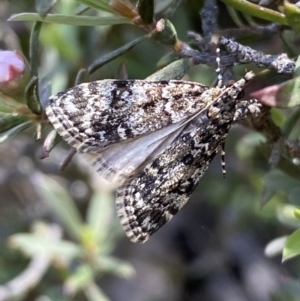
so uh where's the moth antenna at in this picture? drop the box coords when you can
[216,45,223,88]
[221,142,226,178]
[216,40,226,177]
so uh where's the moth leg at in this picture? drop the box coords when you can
[221,142,226,178]
[234,98,263,122]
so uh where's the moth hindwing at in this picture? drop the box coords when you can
[45,72,254,243]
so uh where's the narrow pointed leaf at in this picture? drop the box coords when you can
[64,264,94,295]
[86,190,114,243]
[277,204,300,229]
[9,13,133,26]
[88,34,150,74]
[31,173,84,240]
[283,229,300,261]
[0,121,31,144]
[9,234,81,259]
[75,0,116,14]
[219,0,288,25]
[95,255,135,278]
[84,282,110,301]
[284,1,300,33]
[0,115,31,134]
[146,58,190,81]
[30,22,42,77]
[0,96,20,113]
[264,170,300,194]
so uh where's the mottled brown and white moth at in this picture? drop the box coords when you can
[45,72,259,243]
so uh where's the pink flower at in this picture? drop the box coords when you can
[0,50,30,101]
[0,50,26,82]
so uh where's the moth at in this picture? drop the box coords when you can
[45,72,259,243]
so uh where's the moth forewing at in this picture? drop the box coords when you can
[46,79,210,154]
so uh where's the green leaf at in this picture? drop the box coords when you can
[86,190,114,244]
[277,204,300,229]
[25,76,42,115]
[0,121,31,144]
[260,188,276,208]
[264,170,300,195]
[9,13,133,26]
[266,77,300,108]
[294,207,300,219]
[84,281,111,301]
[226,4,245,27]
[30,22,42,78]
[0,94,22,113]
[88,34,150,75]
[283,76,300,107]
[156,52,179,69]
[283,229,300,261]
[75,0,116,14]
[146,58,190,81]
[31,173,84,240]
[0,103,15,113]
[10,234,81,259]
[85,189,123,254]
[277,155,300,182]
[220,0,288,25]
[284,1,300,33]
[293,55,300,78]
[64,264,94,295]
[281,107,300,137]
[95,255,135,278]
[0,115,31,134]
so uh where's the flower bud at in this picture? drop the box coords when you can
[0,50,30,102]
